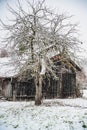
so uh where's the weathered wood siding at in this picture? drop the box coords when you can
[13,72,76,100]
[62,73,76,98]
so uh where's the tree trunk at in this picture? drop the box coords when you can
[35,73,42,105]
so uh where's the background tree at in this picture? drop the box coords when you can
[0,0,80,105]
[0,48,8,57]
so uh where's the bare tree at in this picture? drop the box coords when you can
[0,0,80,105]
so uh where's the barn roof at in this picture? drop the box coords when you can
[0,57,18,78]
[0,53,81,78]
[50,54,81,72]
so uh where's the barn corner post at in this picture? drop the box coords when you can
[59,72,63,98]
[12,81,17,101]
[35,73,42,106]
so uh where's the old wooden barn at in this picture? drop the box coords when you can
[11,54,81,100]
[0,54,82,101]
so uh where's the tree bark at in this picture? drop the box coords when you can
[35,73,42,105]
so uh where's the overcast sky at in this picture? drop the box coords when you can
[0,0,87,53]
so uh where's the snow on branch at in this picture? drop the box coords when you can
[40,58,46,75]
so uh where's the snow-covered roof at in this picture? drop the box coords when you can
[0,55,81,78]
[0,57,18,77]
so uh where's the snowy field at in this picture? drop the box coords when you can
[0,91,87,130]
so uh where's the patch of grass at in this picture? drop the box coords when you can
[68,121,73,124]
[0,115,4,118]
[4,121,7,124]
[45,125,49,128]
[82,124,87,128]
[13,124,19,128]
[63,120,73,125]
[80,120,87,128]
[45,121,54,130]
[84,113,87,115]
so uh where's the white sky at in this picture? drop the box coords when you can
[45,0,87,57]
[46,0,87,42]
[0,0,87,54]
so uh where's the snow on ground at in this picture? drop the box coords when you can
[0,97,87,130]
[83,90,87,99]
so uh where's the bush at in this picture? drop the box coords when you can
[75,83,83,97]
